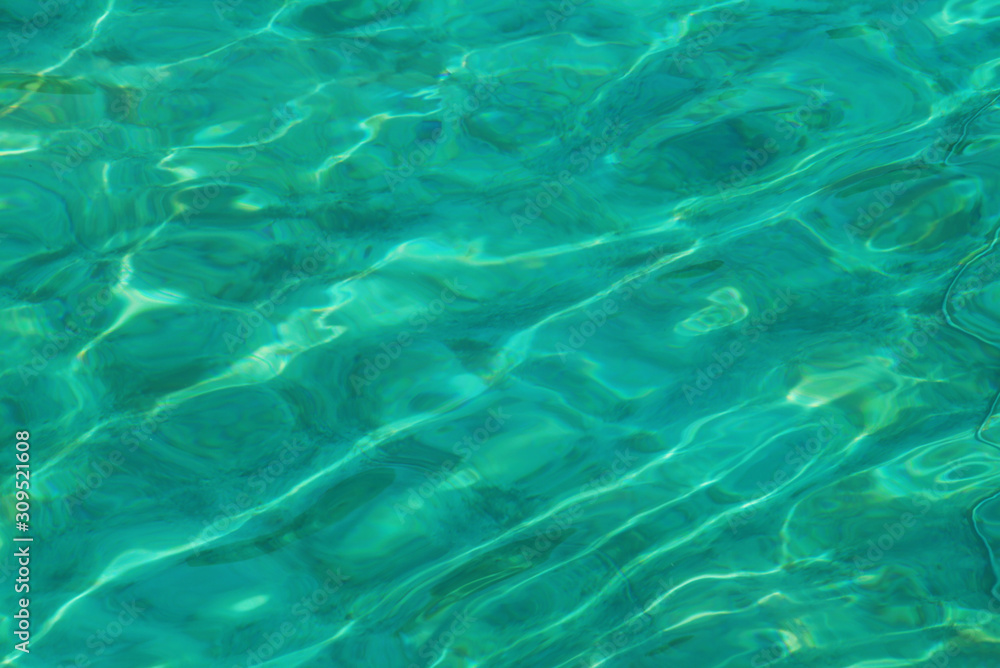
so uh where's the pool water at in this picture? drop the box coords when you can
[4,0,1000,666]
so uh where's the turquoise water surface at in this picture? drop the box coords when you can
[4,0,1000,666]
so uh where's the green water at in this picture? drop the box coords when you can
[3,0,1000,666]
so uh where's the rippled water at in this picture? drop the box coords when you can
[4,0,1000,666]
